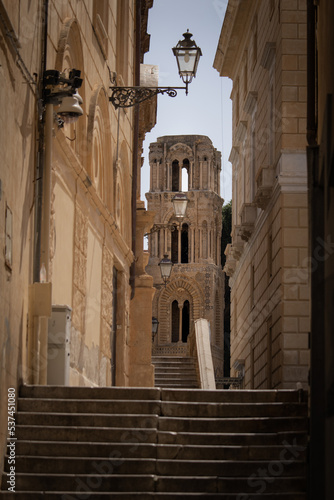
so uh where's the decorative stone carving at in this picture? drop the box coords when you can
[238,203,258,241]
[254,166,274,209]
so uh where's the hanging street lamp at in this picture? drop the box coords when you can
[159,254,173,286]
[172,30,202,95]
[172,192,189,218]
[109,31,202,108]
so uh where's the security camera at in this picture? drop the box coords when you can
[57,91,83,123]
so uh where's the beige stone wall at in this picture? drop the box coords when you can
[0,0,42,469]
[214,0,310,388]
[0,0,155,469]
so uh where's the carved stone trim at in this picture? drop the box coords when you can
[237,203,258,241]
[260,41,276,70]
[235,120,248,143]
[244,91,258,115]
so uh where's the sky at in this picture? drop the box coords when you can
[141,0,233,205]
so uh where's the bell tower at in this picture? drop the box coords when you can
[146,135,224,376]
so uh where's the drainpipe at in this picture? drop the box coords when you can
[34,0,49,282]
[130,0,141,299]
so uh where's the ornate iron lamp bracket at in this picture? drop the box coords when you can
[109,86,187,109]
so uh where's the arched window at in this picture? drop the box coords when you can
[181,223,189,263]
[182,158,189,191]
[171,300,179,342]
[182,300,190,342]
[171,229,178,263]
[172,160,180,191]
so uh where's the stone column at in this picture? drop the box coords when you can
[128,206,156,387]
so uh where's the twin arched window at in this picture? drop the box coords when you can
[171,300,190,343]
[171,223,189,264]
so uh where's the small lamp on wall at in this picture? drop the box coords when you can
[152,317,159,342]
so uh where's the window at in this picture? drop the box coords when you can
[269,60,275,167]
[172,160,180,192]
[171,228,178,264]
[93,0,108,58]
[171,301,179,342]
[269,0,275,20]
[5,205,12,269]
[182,158,189,191]
[250,264,255,308]
[268,229,273,280]
[116,0,129,85]
[252,16,258,68]
[171,300,190,343]
[250,115,256,201]
[235,80,240,125]
[182,300,190,342]
[243,51,248,97]
[181,224,189,264]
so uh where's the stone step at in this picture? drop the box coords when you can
[155,383,199,388]
[16,412,158,428]
[17,398,161,414]
[19,385,160,400]
[3,455,306,477]
[14,441,158,457]
[154,369,198,375]
[0,473,306,494]
[159,416,308,433]
[15,426,158,443]
[160,388,306,403]
[158,430,308,446]
[17,400,306,419]
[152,356,199,389]
[0,492,308,499]
[155,379,198,386]
[0,386,308,498]
[156,444,307,461]
[160,402,307,418]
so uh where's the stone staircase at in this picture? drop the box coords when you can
[0,385,308,499]
[152,355,199,388]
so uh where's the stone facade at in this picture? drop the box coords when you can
[146,135,224,376]
[0,0,156,469]
[214,0,310,388]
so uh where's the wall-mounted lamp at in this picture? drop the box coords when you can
[109,31,202,109]
[152,317,159,342]
[43,69,84,126]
